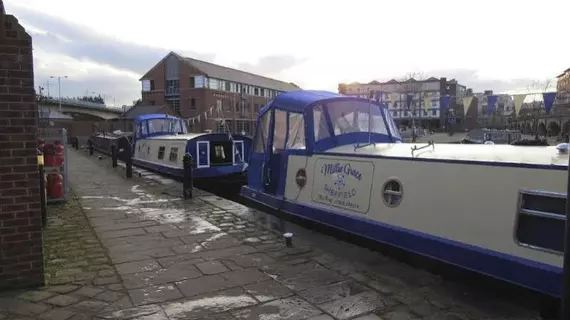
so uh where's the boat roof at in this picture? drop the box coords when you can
[329,143,568,167]
[144,133,206,140]
[135,114,181,123]
[260,90,387,115]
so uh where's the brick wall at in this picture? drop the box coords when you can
[0,0,45,289]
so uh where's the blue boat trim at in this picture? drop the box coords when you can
[241,186,563,298]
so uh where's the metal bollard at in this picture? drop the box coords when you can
[111,144,118,168]
[183,154,193,199]
[125,146,133,178]
[284,233,293,248]
[37,150,47,228]
[88,140,94,156]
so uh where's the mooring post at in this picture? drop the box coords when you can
[183,154,193,199]
[562,144,570,320]
[125,146,133,178]
[88,140,94,156]
[111,144,118,168]
[74,137,79,150]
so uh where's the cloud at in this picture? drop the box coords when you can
[238,55,306,77]
[9,6,216,105]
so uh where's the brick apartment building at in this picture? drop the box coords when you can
[338,77,470,131]
[140,52,300,135]
[0,0,44,289]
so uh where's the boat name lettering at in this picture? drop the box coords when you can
[320,163,362,181]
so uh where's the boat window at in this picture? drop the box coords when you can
[158,146,166,159]
[515,190,566,254]
[141,122,148,136]
[273,109,287,150]
[383,108,402,140]
[148,119,171,134]
[313,104,330,140]
[135,124,141,138]
[326,100,388,136]
[254,112,270,153]
[169,147,179,162]
[286,112,306,149]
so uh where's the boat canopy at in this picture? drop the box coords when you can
[134,114,188,139]
[256,90,402,153]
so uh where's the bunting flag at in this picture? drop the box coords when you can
[440,95,451,111]
[542,92,556,113]
[462,96,473,115]
[513,94,526,115]
[423,92,431,112]
[487,95,498,114]
[390,93,398,107]
[406,94,414,109]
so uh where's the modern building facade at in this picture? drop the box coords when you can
[338,77,468,130]
[140,52,301,134]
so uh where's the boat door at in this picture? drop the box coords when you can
[263,109,289,195]
[233,140,244,164]
[196,141,210,168]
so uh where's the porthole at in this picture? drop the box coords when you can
[382,179,403,208]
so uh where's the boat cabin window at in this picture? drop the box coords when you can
[286,112,306,149]
[314,104,331,140]
[169,147,178,162]
[141,123,148,136]
[158,146,166,160]
[326,100,388,136]
[254,112,270,153]
[210,141,233,166]
[383,108,401,139]
[135,124,141,138]
[273,110,287,150]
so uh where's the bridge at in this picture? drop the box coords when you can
[38,96,123,121]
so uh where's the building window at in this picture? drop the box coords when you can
[225,82,231,91]
[189,77,195,88]
[432,110,437,116]
[165,80,179,95]
[216,99,222,112]
[209,78,220,90]
[260,88,265,97]
[235,102,240,112]
[190,98,196,109]
[243,102,250,115]
[223,99,231,111]
[167,98,180,114]
[195,76,205,88]
[142,80,152,92]
[254,88,259,96]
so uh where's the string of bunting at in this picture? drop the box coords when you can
[366,90,558,117]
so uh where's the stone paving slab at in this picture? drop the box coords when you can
[1,148,544,320]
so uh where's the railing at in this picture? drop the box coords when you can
[37,96,122,112]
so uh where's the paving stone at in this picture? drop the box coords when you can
[99,296,134,313]
[380,310,420,320]
[162,287,257,320]
[116,259,161,275]
[244,279,293,302]
[45,285,80,294]
[129,284,183,306]
[122,261,203,289]
[98,304,164,319]
[0,298,51,315]
[94,276,122,286]
[95,291,126,302]
[195,261,230,275]
[299,280,370,305]
[353,314,383,320]
[39,308,76,320]
[319,291,385,320]
[306,315,335,320]
[70,300,109,312]
[45,295,80,307]
[99,228,148,239]
[17,290,56,302]
[73,286,105,298]
[232,296,322,320]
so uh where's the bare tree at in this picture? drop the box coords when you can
[525,79,552,139]
[397,72,428,140]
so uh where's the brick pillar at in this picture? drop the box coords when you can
[0,0,45,289]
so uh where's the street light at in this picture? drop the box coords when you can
[50,76,68,114]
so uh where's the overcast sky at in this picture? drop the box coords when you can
[5,0,569,107]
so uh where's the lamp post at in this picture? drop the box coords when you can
[50,76,67,114]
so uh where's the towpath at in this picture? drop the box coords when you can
[0,148,543,319]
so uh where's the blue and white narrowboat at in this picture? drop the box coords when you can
[132,114,252,180]
[241,90,567,298]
